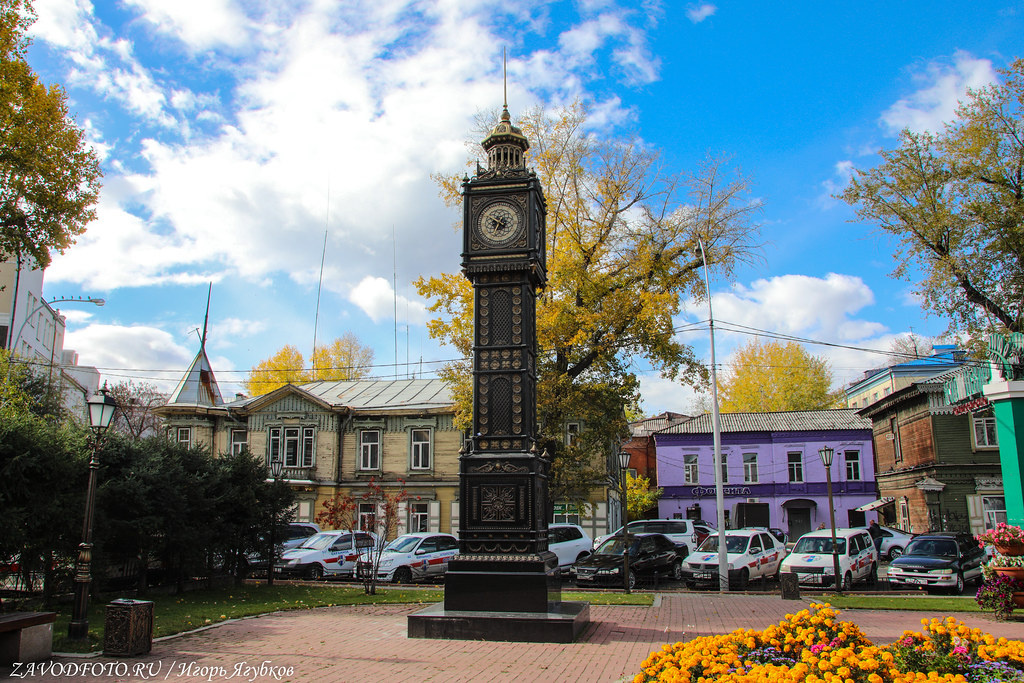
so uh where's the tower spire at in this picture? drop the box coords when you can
[482,50,528,173]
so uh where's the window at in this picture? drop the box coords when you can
[719,453,728,484]
[230,429,248,455]
[269,426,315,468]
[410,502,429,532]
[743,453,758,483]
[974,413,998,448]
[566,422,581,448]
[787,452,803,482]
[360,430,381,470]
[175,427,192,448]
[410,429,431,470]
[898,497,911,533]
[983,496,1007,530]
[844,450,861,480]
[358,503,376,532]
[683,454,698,484]
[890,417,902,463]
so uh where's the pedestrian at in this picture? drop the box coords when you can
[816,522,826,530]
[868,519,883,553]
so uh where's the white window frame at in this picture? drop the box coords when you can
[844,450,861,481]
[683,454,698,484]
[974,414,998,448]
[230,429,248,455]
[719,453,728,484]
[175,427,192,448]
[983,496,1007,530]
[360,429,381,470]
[890,417,902,463]
[409,501,430,532]
[269,426,315,468]
[787,452,803,483]
[410,428,432,470]
[743,453,758,484]
[566,422,581,448]
[898,497,911,533]
[358,502,377,532]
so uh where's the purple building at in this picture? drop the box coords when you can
[654,410,877,540]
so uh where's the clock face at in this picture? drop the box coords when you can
[477,201,522,246]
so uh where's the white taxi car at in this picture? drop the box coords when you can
[361,533,460,583]
[275,530,376,580]
[681,528,785,589]
[779,528,879,590]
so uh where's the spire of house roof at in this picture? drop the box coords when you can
[167,346,224,406]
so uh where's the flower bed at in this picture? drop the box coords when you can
[635,603,1024,682]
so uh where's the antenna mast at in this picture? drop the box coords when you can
[313,179,330,376]
[200,283,212,349]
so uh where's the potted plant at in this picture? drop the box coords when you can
[977,568,1024,620]
[977,523,1024,556]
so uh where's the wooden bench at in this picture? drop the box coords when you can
[0,612,57,664]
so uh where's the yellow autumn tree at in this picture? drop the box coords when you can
[245,335,374,396]
[416,101,763,511]
[626,473,663,518]
[717,339,842,413]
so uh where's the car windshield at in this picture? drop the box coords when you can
[595,536,639,556]
[385,536,422,553]
[793,536,847,555]
[905,539,958,557]
[301,533,345,551]
[697,535,749,553]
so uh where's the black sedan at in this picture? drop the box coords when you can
[886,532,986,594]
[571,532,684,589]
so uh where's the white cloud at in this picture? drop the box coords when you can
[64,323,196,391]
[881,51,998,135]
[29,0,98,52]
[349,276,427,324]
[686,3,716,23]
[818,159,854,208]
[122,0,253,50]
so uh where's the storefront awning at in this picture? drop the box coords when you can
[781,498,816,509]
[854,497,895,512]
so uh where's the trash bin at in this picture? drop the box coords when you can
[780,572,801,600]
[103,599,153,656]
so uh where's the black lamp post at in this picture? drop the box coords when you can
[818,445,842,593]
[68,385,118,640]
[618,449,632,593]
[266,454,284,586]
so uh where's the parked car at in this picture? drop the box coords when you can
[779,528,879,590]
[275,530,376,579]
[357,533,460,583]
[594,519,703,556]
[281,522,321,550]
[548,523,593,571]
[872,525,915,560]
[886,532,986,594]
[768,528,788,546]
[572,533,684,589]
[682,528,786,589]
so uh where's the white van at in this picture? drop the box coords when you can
[275,530,377,580]
[779,527,879,590]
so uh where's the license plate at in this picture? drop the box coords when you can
[906,577,927,585]
[800,574,822,584]
[696,571,713,580]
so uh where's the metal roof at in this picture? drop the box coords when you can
[166,347,224,407]
[300,378,452,411]
[657,409,870,435]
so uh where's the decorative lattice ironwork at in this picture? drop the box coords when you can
[491,377,512,435]
[491,289,512,345]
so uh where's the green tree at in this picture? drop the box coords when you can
[841,58,1024,350]
[416,102,762,512]
[0,0,101,267]
[626,473,663,518]
[716,339,841,413]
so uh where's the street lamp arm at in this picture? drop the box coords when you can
[9,296,105,357]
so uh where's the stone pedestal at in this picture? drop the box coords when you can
[408,551,590,642]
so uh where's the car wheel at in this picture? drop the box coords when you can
[868,563,878,586]
[671,560,683,581]
[307,564,324,580]
[952,571,965,595]
[842,571,853,592]
[393,567,412,584]
[627,569,638,591]
[889,546,903,560]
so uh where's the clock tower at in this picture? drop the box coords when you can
[409,99,588,642]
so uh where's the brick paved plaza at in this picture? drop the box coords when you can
[29,594,1024,683]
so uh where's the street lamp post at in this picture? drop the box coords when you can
[618,449,632,593]
[818,445,842,593]
[266,454,284,586]
[68,385,118,640]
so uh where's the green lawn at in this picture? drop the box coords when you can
[46,583,651,653]
[823,594,982,613]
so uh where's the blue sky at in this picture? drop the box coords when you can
[26,0,1024,414]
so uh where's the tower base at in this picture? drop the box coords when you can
[407,552,590,642]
